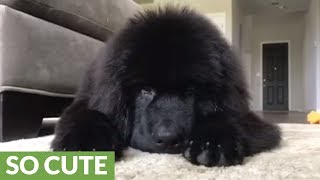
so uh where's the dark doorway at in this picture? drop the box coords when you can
[263,43,289,111]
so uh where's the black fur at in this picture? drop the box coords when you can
[52,7,281,167]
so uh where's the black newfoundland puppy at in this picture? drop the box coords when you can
[52,7,281,167]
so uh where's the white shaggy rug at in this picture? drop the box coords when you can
[0,124,320,180]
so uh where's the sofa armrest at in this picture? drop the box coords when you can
[0,5,104,96]
[0,0,141,41]
[37,0,141,32]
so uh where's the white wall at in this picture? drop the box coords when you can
[249,13,305,111]
[241,16,253,88]
[303,0,320,112]
[318,1,320,112]
[231,0,243,51]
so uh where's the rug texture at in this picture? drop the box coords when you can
[0,124,319,180]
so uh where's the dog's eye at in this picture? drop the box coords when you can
[141,87,155,96]
[185,87,196,96]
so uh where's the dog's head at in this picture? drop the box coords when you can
[122,7,233,153]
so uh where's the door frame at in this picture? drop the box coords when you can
[260,40,291,111]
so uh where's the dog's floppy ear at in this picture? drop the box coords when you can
[217,52,250,114]
[87,42,133,139]
[195,49,250,117]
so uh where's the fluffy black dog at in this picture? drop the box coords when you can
[52,7,281,167]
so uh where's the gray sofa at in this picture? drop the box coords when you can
[0,0,140,142]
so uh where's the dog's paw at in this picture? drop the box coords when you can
[182,123,244,167]
[51,108,125,159]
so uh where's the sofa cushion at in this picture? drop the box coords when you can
[0,0,140,41]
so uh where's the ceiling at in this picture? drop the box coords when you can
[240,0,311,15]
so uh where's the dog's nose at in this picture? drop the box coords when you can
[153,126,178,146]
